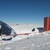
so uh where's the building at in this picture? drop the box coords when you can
[44,17,50,31]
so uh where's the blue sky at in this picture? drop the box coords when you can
[0,0,50,24]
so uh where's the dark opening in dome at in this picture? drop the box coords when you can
[0,21,16,36]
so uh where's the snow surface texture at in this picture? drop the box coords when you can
[10,24,43,33]
[1,32,50,50]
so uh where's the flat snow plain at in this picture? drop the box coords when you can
[0,32,50,50]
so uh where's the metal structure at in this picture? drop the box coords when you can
[44,17,50,31]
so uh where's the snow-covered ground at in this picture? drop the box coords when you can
[0,24,45,50]
[0,31,50,50]
[10,24,43,33]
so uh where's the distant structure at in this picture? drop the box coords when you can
[44,17,50,31]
